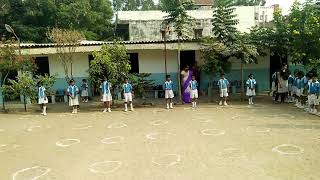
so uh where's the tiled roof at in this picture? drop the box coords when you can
[194,0,213,5]
[20,39,197,48]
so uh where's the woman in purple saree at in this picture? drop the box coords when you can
[181,66,193,103]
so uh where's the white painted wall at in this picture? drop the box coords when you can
[131,49,178,73]
[229,50,270,70]
[48,53,90,78]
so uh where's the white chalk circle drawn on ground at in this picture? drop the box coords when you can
[272,144,304,155]
[12,166,51,180]
[149,120,169,126]
[0,129,5,132]
[88,161,122,174]
[101,136,124,144]
[219,148,246,159]
[26,125,41,132]
[246,126,271,133]
[107,122,127,129]
[152,154,181,168]
[152,109,165,114]
[55,139,80,147]
[231,116,241,120]
[280,114,296,119]
[0,144,20,153]
[201,129,226,136]
[72,124,93,130]
[146,132,176,140]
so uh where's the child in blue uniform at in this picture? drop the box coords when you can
[123,78,134,112]
[217,73,230,106]
[164,75,174,109]
[38,80,48,116]
[288,71,295,102]
[189,75,198,108]
[246,73,257,105]
[81,79,89,103]
[101,78,112,113]
[307,74,320,114]
[67,79,79,114]
[295,71,304,108]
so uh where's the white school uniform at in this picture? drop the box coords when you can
[308,81,320,106]
[189,80,198,99]
[246,79,256,97]
[101,81,112,102]
[81,83,89,97]
[38,86,48,104]
[123,83,133,102]
[217,79,229,97]
[164,81,174,99]
[67,85,79,106]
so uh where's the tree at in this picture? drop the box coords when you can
[0,37,35,110]
[233,0,266,6]
[113,0,158,11]
[89,41,131,90]
[47,28,84,85]
[288,0,320,74]
[0,0,114,42]
[3,72,36,112]
[129,73,155,103]
[161,0,194,101]
[201,0,258,100]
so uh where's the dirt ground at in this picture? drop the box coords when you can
[0,101,320,180]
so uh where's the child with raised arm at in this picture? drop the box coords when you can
[123,78,134,112]
[101,78,112,113]
[217,73,230,106]
[67,79,79,114]
[189,75,198,108]
[246,73,257,105]
[164,75,174,109]
[38,80,48,116]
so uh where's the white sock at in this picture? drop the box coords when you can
[192,102,195,107]
[194,102,197,107]
[130,103,133,110]
[43,106,47,115]
[125,104,128,111]
[170,103,173,108]
[166,103,169,109]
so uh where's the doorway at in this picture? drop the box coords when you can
[270,54,287,86]
[34,57,50,76]
[180,51,196,70]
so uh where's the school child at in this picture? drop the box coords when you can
[101,78,112,113]
[307,74,320,114]
[301,73,312,109]
[37,80,48,116]
[288,71,294,102]
[123,78,134,112]
[271,72,277,100]
[81,79,89,103]
[217,73,230,106]
[189,75,198,108]
[292,69,299,104]
[164,75,174,109]
[246,73,257,105]
[67,79,79,114]
[295,71,304,108]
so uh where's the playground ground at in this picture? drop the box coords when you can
[0,99,320,180]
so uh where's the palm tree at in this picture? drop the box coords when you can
[160,0,194,101]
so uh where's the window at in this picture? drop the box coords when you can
[128,53,139,73]
[255,13,259,20]
[260,15,264,21]
[34,57,50,76]
[194,29,203,39]
[116,24,129,41]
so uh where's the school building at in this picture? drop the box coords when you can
[0,6,284,103]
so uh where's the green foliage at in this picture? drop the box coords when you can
[35,74,57,95]
[0,0,114,42]
[233,0,266,6]
[212,0,239,44]
[162,0,195,38]
[113,0,158,11]
[3,72,37,111]
[89,41,131,89]
[129,73,155,98]
[200,37,232,75]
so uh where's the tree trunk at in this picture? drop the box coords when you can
[1,72,9,110]
[23,95,27,112]
[177,38,182,103]
[241,62,244,102]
